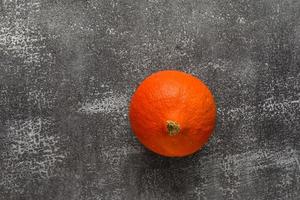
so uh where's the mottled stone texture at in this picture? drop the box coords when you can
[0,0,299,199]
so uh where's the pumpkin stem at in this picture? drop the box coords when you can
[166,120,180,136]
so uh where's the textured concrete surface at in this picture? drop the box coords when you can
[0,0,300,199]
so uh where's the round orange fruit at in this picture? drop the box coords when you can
[129,70,216,157]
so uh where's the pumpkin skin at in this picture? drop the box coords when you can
[129,70,216,157]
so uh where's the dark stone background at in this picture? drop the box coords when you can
[0,0,299,199]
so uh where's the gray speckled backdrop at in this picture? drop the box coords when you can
[0,0,300,199]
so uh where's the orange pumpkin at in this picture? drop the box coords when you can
[129,70,216,157]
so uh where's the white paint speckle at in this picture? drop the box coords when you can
[237,17,246,24]
[107,27,116,35]
[1,117,66,193]
[0,1,51,65]
[78,92,129,114]
[223,148,298,174]
[223,97,300,122]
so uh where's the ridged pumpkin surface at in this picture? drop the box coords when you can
[129,70,216,157]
